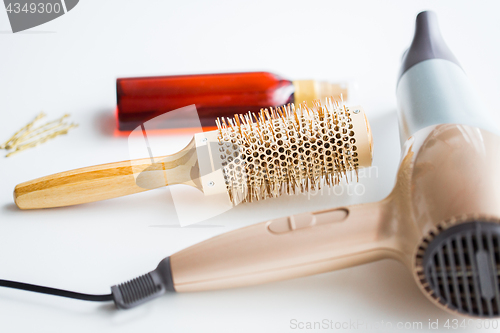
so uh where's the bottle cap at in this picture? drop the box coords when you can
[292,80,348,107]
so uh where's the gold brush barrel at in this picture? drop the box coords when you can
[213,103,373,205]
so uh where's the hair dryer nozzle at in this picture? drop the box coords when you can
[399,11,460,79]
[396,11,499,143]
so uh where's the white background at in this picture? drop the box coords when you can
[1,1,500,332]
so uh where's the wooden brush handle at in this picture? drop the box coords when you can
[14,139,199,209]
[170,199,397,292]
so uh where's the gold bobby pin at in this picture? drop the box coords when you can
[1,112,78,157]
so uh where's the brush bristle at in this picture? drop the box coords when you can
[216,98,360,205]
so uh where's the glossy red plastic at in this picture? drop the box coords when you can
[116,72,295,131]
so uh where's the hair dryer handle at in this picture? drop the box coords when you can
[170,200,396,292]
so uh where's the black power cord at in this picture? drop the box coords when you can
[0,279,113,302]
[0,257,175,308]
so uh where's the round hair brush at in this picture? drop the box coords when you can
[107,12,500,317]
[13,100,373,209]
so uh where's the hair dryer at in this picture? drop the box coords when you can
[109,11,500,318]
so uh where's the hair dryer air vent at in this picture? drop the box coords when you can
[416,217,500,317]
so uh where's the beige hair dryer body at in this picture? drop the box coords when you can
[110,12,500,317]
